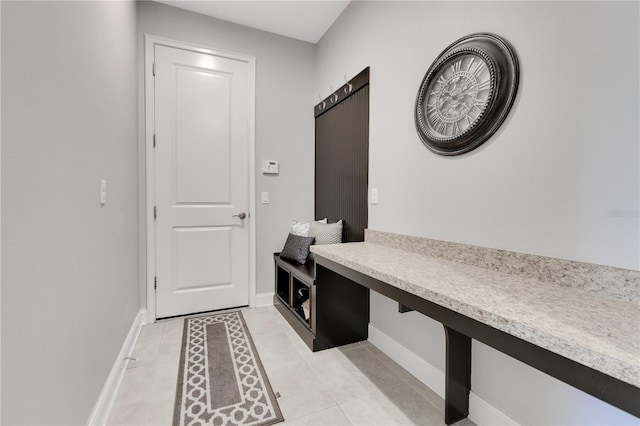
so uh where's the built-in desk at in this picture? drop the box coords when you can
[310,231,640,425]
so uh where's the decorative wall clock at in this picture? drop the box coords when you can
[415,33,519,156]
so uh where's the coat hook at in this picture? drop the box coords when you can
[318,94,326,110]
[330,86,338,103]
[344,75,353,94]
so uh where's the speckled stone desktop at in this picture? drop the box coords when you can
[311,230,640,388]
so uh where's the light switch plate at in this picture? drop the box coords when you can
[261,191,269,204]
[371,188,378,205]
[100,180,107,205]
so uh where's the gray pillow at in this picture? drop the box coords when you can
[309,220,343,245]
[280,233,315,264]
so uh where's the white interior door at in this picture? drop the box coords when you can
[154,44,250,318]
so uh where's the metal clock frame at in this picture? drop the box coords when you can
[415,33,520,156]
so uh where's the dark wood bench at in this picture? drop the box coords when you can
[273,253,369,351]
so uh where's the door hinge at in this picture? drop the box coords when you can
[152,62,156,76]
[154,206,157,220]
[153,134,156,148]
[154,276,157,290]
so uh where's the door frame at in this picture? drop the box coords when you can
[143,34,257,322]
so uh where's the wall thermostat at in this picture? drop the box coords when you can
[262,160,279,174]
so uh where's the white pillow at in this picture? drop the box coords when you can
[309,220,343,245]
[290,218,327,237]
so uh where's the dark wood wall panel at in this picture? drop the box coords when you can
[315,81,369,243]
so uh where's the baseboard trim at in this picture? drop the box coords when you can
[254,292,274,308]
[140,309,151,325]
[367,324,520,426]
[368,324,445,396]
[470,393,520,426]
[87,309,146,426]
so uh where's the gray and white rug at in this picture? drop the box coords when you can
[173,311,284,426]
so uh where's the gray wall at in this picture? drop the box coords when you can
[316,1,639,425]
[136,1,316,308]
[1,1,139,424]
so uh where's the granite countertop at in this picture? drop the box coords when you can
[310,242,640,388]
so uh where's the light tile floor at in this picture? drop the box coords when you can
[108,306,476,426]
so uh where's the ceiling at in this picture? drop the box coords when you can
[155,1,350,44]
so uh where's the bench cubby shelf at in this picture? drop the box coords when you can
[273,253,369,352]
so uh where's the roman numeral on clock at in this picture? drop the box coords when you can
[476,79,491,91]
[473,61,485,77]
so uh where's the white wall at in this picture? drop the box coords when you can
[1,1,139,424]
[136,1,316,308]
[316,1,639,425]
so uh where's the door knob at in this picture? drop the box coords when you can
[233,212,247,220]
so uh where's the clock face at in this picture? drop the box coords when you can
[423,54,493,140]
[415,33,520,156]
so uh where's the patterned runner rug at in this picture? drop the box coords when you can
[173,310,284,426]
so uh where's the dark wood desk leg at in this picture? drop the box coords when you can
[444,326,471,425]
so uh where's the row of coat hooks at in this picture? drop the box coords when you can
[317,75,354,111]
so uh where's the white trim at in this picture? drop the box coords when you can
[367,324,520,426]
[143,34,156,322]
[143,34,257,321]
[140,309,152,326]
[87,309,146,426]
[470,393,520,426]
[254,292,275,308]
[368,324,444,396]
[247,49,257,308]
